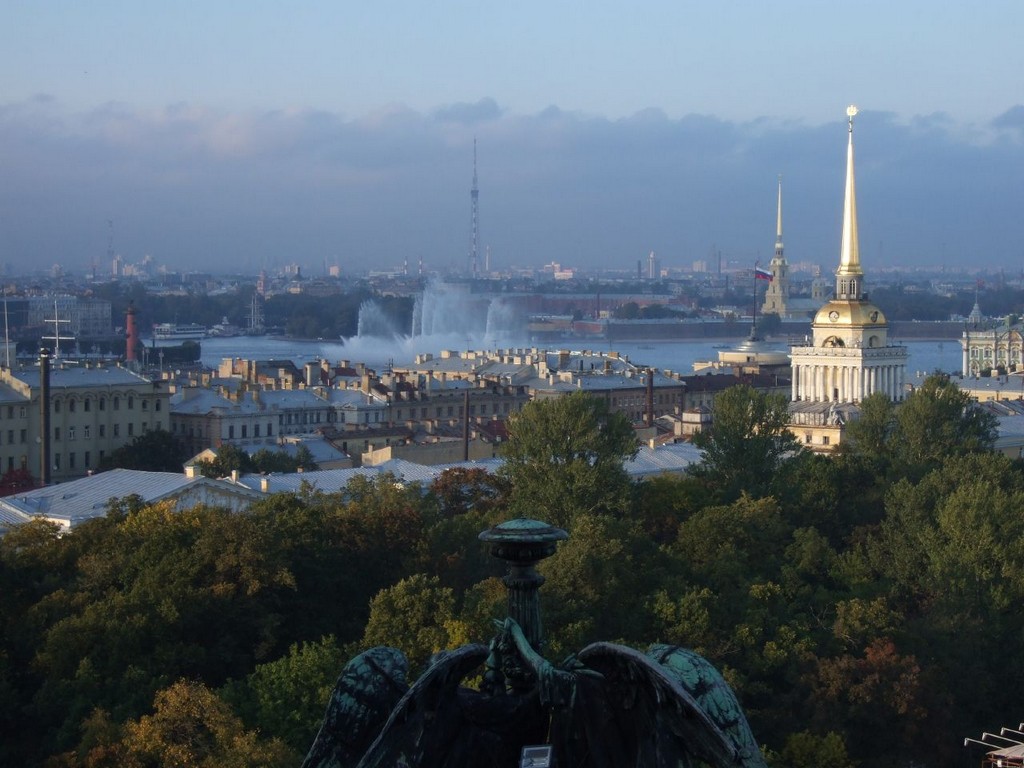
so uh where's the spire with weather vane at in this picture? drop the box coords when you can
[836,105,863,300]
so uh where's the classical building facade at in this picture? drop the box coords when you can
[789,106,908,450]
[961,322,1024,376]
[0,361,169,481]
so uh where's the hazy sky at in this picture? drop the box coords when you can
[1,1,1022,276]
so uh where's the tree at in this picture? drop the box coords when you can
[118,680,294,767]
[891,373,997,476]
[98,429,188,473]
[839,391,895,464]
[221,636,348,755]
[691,384,801,502]
[250,445,319,474]
[361,575,459,674]
[498,391,638,529]
[195,444,257,478]
[0,466,36,495]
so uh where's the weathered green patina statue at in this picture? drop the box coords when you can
[304,518,767,768]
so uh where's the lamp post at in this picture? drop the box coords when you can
[479,518,567,654]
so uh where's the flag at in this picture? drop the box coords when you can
[754,266,773,281]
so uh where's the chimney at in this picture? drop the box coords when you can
[39,349,51,486]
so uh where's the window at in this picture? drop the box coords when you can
[99,425,105,438]
[4,430,9,445]
[19,430,25,444]
[143,422,148,432]
[53,400,60,414]
[128,396,134,409]
[822,435,830,446]
[53,454,60,470]
[68,426,75,441]
[142,399,148,410]
[267,423,272,436]
[19,407,25,418]
[99,397,106,411]
[85,451,90,468]
[241,425,247,438]
[113,424,119,437]
[155,400,161,411]
[54,427,60,441]
[5,406,11,418]
[68,399,76,413]
[69,452,75,469]
[229,426,235,439]
[113,397,120,410]
[128,423,134,436]
[84,398,90,412]
[254,424,260,438]
[84,425,90,439]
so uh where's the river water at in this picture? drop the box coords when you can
[195,335,964,378]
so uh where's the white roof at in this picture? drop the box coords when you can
[0,469,261,528]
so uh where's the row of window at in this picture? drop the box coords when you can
[0,449,106,473]
[51,396,162,414]
[52,423,159,442]
[52,449,103,472]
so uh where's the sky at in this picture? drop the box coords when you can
[1,1,1023,276]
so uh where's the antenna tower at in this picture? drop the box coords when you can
[470,139,479,277]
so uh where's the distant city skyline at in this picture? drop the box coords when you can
[1,2,1023,275]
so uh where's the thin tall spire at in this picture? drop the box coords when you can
[838,105,862,280]
[469,138,479,277]
[775,174,784,258]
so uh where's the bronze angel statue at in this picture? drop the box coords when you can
[303,519,767,768]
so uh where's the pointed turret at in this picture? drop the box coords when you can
[775,174,784,258]
[761,175,790,316]
[836,105,863,300]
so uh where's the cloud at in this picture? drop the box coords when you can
[0,98,1021,275]
[992,105,1024,133]
[432,97,502,125]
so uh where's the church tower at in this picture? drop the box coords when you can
[762,176,790,316]
[789,106,907,408]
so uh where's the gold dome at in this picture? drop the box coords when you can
[813,300,887,328]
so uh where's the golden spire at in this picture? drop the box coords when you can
[837,105,862,279]
[773,174,784,261]
[776,174,783,242]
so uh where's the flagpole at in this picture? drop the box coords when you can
[752,262,759,339]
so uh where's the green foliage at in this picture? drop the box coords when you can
[221,636,348,755]
[691,384,801,502]
[771,730,855,768]
[361,575,459,674]
[195,443,257,477]
[98,428,188,472]
[499,391,638,528]
[1,373,1020,768]
[540,514,665,659]
[891,373,997,476]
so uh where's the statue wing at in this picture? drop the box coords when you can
[573,641,767,768]
[302,646,411,768]
[356,643,490,768]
